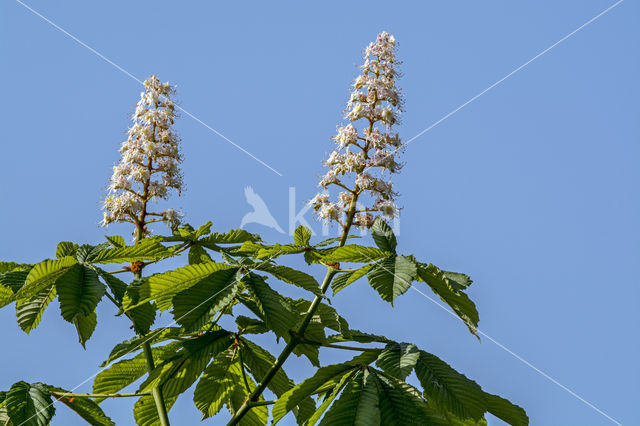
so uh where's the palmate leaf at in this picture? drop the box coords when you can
[331,264,374,295]
[243,273,297,340]
[367,256,417,304]
[252,263,322,296]
[128,262,236,311]
[485,393,528,426]
[56,264,105,322]
[272,352,378,424]
[17,257,77,301]
[15,284,56,333]
[376,342,420,381]
[5,382,55,426]
[48,386,115,426]
[172,268,241,331]
[415,263,479,337]
[414,350,487,421]
[235,316,269,335]
[92,239,169,264]
[133,394,178,426]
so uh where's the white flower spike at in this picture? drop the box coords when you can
[102,75,183,233]
[310,32,403,228]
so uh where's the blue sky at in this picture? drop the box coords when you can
[1,1,638,424]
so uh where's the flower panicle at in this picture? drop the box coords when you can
[102,75,184,233]
[310,31,403,229]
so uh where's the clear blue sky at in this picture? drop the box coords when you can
[1,1,638,424]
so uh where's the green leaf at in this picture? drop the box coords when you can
[122,280,157,334]
[253,263,322,296]
[101,328,184,367]
[94,268,127,303]
[226,379,268,426]
[243,273,296,340]
[140,330,234,398]
[172,268,241,331]
[17,257,77,301]
[5,382,55,426]
[199,229,261,247]
[235,316,269,335]
[188,245,213,265]
[294,225,313,246]
[318,369,380,426]
[74,311,98,348]
[322,245,392,263]
[0,270,29,309]
[371,218,397,253]
[375,371,449,425]
[0,262,32,273]
[272,352,378,424]
[313,235,360,248]
[129,262,236,311]
[92,239,169,264]
[367,256,417,304]
[92,343,181,403]
[331,264,374,295]
[255,244,307,260]
[376,342,420,381]
[105,235,125,248]
[76,243,111,263]
[416,264,479,337]
[307,370,356,425]
[326,329,391,345]
[16,284,56,333]
[193,348,241,419]
[239,338,317,423]
[485,393,528,426]
[48,386,115,426]
[443,271,473,291]
[56,242,79,259]
[414,350,487,421]
[133,394,178,426]
[56,264,105,322]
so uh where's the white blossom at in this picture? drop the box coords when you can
[314,32,404,228]
[102,75,183,230]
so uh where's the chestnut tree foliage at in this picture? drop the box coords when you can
[0,32,527,426]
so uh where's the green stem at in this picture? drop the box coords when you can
[228,196,360,425]
[142,341,170,426]
[135,223,171,426]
